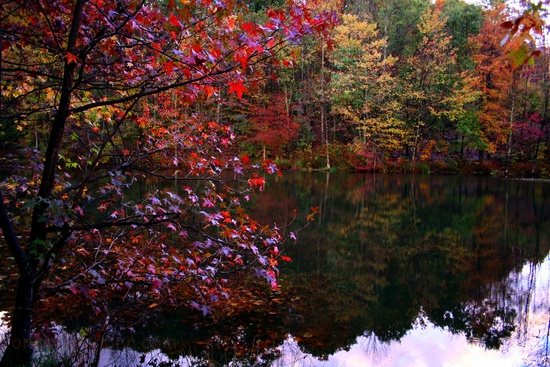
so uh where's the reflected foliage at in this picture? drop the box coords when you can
[249,173,550,355]
[19,173,550,365]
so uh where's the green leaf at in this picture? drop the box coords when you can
[509,46,529,69]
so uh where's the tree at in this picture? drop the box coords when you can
[0,0,334,365]
[530,50,550,171]
[398,2,477,167]
[440,0,483,70]
[273,0,342,170]
[500,0,550,172]
[246,93,301,160]
[375,0,430,59]
[469,3,517,161]
[329,13,401,170]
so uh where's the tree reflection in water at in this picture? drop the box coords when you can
[244,173,550,365]
[2,173,549,366]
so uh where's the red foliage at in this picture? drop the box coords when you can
[0,0,334,364]
[247,93,301,157]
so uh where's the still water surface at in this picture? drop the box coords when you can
[95,173,550,366]
[239,173,550,367]
[5,173,550,366]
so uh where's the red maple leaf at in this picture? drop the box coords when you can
[248,176,265,189]
[227,80,248,100]
[163,61,175,75]
[65,52,78,64]
[266,38,277,49]
[169,14,181,28]
[235,53,248,70]
[150,42,162,55]
[202,85,216,98]
[242,22,254,33]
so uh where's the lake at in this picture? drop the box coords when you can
[2,172,550,366]
[239,172,550,367]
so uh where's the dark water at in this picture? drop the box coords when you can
[237,173,550,366]
[4,173,550,366]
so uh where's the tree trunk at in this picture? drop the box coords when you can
[0,190,35,367]
[1,2,86,365]
[321,41,330,171]
[532,83,549,174]
[0,275,34,367]
[505,71,518,177]
[411,118,421,172]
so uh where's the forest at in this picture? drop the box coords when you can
[236,0,550,177]
[240,0,550,178]
[0,0,548,366]
[2,0,550,177]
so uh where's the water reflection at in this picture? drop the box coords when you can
[3,173,550,366]
[267,254,550,367]
[242,173,550,366]
[112,173,550,366]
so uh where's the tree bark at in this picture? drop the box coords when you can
[505,70,517,178]
[0,275,35,367]
[321,41,330,170]
[532,82,549,174]
[0,190,36,367]
[411,117,421,172]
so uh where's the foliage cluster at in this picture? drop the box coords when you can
[0,0,332,365]
[223,0,550,177]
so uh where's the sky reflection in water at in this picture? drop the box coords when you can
[273,254,550,367]
[3,174,550,367]
[93,254,550,367]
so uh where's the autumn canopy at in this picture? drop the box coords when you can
[1,0,550,365]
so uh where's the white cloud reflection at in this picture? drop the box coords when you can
[2,256,548,367]
[271,255,550,367]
